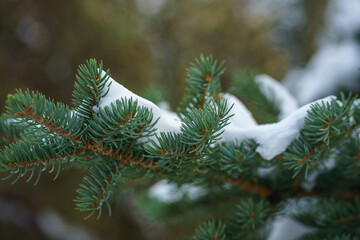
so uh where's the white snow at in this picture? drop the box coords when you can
[283,0,360,104]
[323,0,360,42]
[267,217,314,240]
[247,0,360,105]
[97,74,335,160]
[148,180,206,203]
[220,96,334,160]
[267,198,318,240]
[255,74,298,120]
[257,167,275,177]
[97,75,182,137]
[157,101,171,111]
[222,93,257,128]
[283,40,360,104]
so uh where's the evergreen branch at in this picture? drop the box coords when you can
[300,233,359,240]
[88,98,137,142]
[303,94,353,146]
[192,220,227,240]
[294,198,360,235]
[332,214,360,225]
[72,59,111,119]
[75,159,122,219]
[146,100,232,172]
[231,69,279,123]
[323,134,360,184]
[226,199,271,238]
[178,55,225,116]
[14,106,80,142]
[0,134,16,143]
[6,90,84,144]
[327,199,360,228]
[146,132,194,171]
[87,97,156,155]
[283,95,359,178]
[0,114,21,144]
[75,153,161,219]
[0,140,85,184]
[300,134,360,199]
[146,133,271,197]
[121,157,162,171]
[76,102,159,217]
[181,100,232,154]
[220,176,271,198]
[5,149,86,169]
[1,56,360,237]
[219,140,258,177]
[85,141,121,159]
[85,141,161,172]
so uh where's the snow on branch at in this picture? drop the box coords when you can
[255,74,298,120]
[95,74,335,160]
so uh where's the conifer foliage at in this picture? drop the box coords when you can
[1,56,360,239]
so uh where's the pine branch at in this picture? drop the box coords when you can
[220,176,271,198]
[146,132,194,171]
[0,114,20,145]
[295,198,360,236]
[0,140,86,184]
[314,134,360,192]
[75,152,163,219]
[6,89,84,145]
[72,59,111,119]
[300,233,359,240]
[226,199,271,238]
[218,140,259,178]
[282,95,358,178]
[75,97,159,218]
[192,220,227,240]
[180,100,232,154]
[75,159,123,219]
[1,55,360,238]
[231,69,279,123]
[178,55,225,116]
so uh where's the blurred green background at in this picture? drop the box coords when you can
[1,0,358,239]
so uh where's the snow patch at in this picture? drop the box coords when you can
[283,0,360,104]
[148,180,206,203]
[222,93,257,128]
[284,40,360,104]
[267,217,314,240]
[97,75,182,138]
[323,0,360,42]
[157,101,171,111]
[255,74,298,120]
[220,96,334,160]
[96,73,335,160]
[257,167,275,177]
